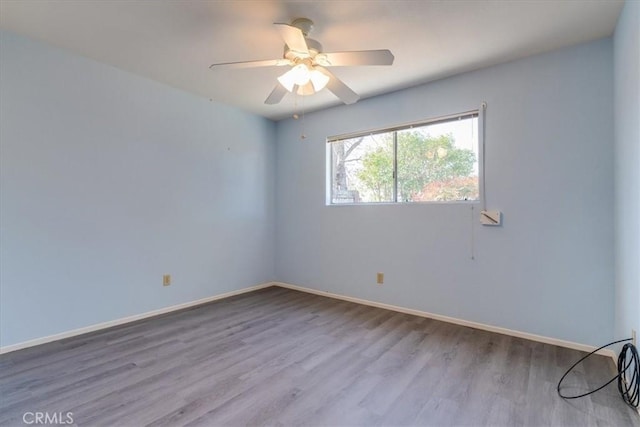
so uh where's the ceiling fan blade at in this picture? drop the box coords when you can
[318,50,394,67]
[264,84,288,105]
[210,59,290,69]
[315,66,359,105]
[274,23,309,55]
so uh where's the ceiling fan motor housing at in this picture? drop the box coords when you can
[291,17,314,36]
[284,38,322,61]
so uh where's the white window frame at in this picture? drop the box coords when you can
[326,109,483,206]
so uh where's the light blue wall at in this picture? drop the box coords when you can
[0,31,276,347]
[614,0,640,345]
[0,29,622,351]
[275,39,614,347]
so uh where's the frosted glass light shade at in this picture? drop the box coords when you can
[277,65,330,95]
[310,70,330,91]
[278,64,311,92]
[296,82,315,96]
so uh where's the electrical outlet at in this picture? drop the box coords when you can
[163,274,171,287]
[376,273,384,284]
[632,329,636,347]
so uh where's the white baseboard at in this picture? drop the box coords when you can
[0,282,273,355]
[1,281,618,363]
[272,282,618,361]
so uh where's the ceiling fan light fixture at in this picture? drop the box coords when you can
[296,82,316,96]
[310,69,330,92]
[277,63,311,92]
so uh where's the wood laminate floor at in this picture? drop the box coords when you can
[1,286,638,426]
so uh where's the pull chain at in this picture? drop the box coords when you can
[292,88,306,140]
[300,93,306,140]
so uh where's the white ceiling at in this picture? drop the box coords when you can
[0,0,624,121]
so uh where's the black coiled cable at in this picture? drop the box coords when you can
[617,342,639,408]
[557,338,639,409]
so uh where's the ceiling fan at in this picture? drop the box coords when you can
[209,18,394,106]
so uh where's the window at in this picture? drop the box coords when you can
[328,112,479,204]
